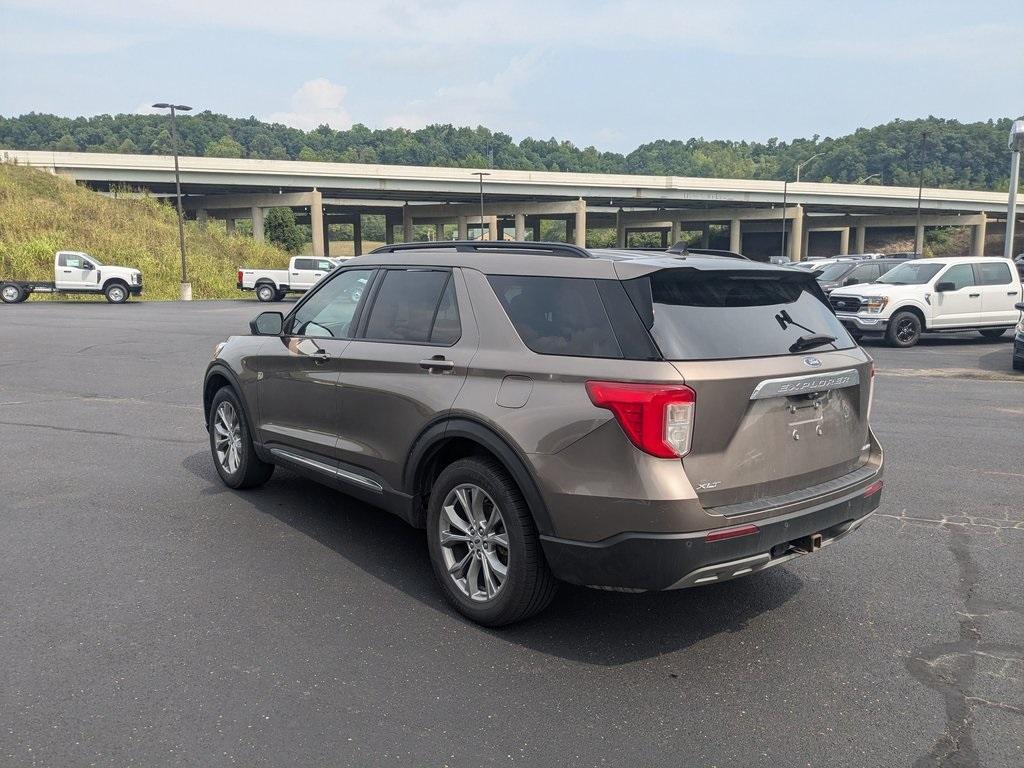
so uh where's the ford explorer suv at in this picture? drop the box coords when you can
[829,257,1023,347]
[203,241,884,626]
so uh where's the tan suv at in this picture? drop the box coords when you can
[203,241,884,625]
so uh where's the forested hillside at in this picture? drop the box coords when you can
[0,112,1018,191]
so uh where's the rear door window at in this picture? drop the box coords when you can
[625,268,856,361]
[975,261,1013,286]
[362,269,460,344]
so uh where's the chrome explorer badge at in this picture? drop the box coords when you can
[803,356,822,368]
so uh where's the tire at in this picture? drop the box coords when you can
[885,310,922,348]
[256,284,277,303]
[274,290,287,302]
[208,387,274,489]
[1,284,25,304]
[104,282,129,304]
[979,328,1006,340]
[426,457,557,626]
[849,329,864,342]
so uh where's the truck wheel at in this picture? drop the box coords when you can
[426,457,557,626]
[256,284,277,302]
[104,283,129,304]
[978,328,1006,340]
[208,387,274,489]
[1,284,25,304]
[274,290,287,302]
[885,311,922,348]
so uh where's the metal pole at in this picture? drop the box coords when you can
[472,172,489,240]
[1005,150,1020,259]
[168,107,188,289]
[780,180,788,258]
[915,131,927,256]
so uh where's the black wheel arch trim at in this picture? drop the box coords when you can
[404,416,554,536]
[202,362,257,436]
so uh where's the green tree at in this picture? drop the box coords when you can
[204,135,245,158]
[264,207,305,253]
[117,138,139,154]
[54,134,79,151]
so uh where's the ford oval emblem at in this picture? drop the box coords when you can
[803,356,822,368]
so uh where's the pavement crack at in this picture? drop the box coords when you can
[0,420,203,445]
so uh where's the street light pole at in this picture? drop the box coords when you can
[915,131,928,256]
[153,102,193,300]
[780,179,789,259]
[856,173,882,185]
[1004,119,1024,259]
[795,152,824,183]
[472,172,490,240]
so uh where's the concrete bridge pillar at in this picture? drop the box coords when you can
[729,219,741,252]
[196,208,208,229]
[839,227,850,255]
[514,213,526,240]
[402,205,414,243]
[914,223,925,255]
[971,215,987,256]
[671,220,681,246]
[251,206,265,242]
[435,222,445,242]
[789,205,804,260]
[533,220,542,241]
[574,200,587,247]
[487,216,498,241]
[855,225,866,254]
[385,217,395,245]
[225,218,236,235]
[310,190,326,257]
[457,216,468,239]
[616,212,626,248]
[353,216,362,256]
[700,224,710,249]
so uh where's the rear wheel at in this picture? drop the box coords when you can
[104,282,129,304]
[1,284,25,304]
[427,457,556,626]
[978,328,1006,339]
[256,284,277,303]
[208,387,274,489]
[885,310,922,348]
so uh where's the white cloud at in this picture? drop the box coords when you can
[267,78,352,130]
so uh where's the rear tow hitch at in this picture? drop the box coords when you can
[791,532,823,554]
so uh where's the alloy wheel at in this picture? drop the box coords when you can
[896,318,917,343]
[438,483,509,602]
[213,400,242,474]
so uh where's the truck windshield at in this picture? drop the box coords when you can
[624,269,856,361]
[876,262,942,285]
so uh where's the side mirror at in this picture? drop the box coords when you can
[1015,302,1024,311]
[250,311,283,336]
[934,281,955,293]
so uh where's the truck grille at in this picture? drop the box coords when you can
[830,295,861,313]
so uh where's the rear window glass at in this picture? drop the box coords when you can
[977,261,1012,286]
[363,269,457,344]
[489,275,623,358]
[626,269,856,361]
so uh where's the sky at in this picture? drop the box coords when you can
[1,0,1021,152]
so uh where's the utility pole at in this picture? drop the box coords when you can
[915,131,928,256]
[472,172,490,240]
[153,102,193,300]
[1004,119,1024,259]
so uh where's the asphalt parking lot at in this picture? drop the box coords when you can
[1,300,1021,768]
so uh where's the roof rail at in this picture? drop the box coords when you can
[370,240,592,258]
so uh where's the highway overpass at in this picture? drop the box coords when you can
[5,150,1015,259]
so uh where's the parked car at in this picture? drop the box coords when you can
[884,251,921,260]
[828,257,1023,347]
[1013,301,1024,371]
[204,241,884,625]
[237,256,342,302]
[1,251,142,304]
[813,258,904,294]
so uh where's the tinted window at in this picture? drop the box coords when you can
[293,258,316,271]
[877,262,943,285]
[848,264,879,284]
[629,269,856,361]
[489,275,623,358]
[364,269,452,344]
[940,264,975,290]
[977,261,1012,286]
[430,277,462,345]
[290,269,373,338]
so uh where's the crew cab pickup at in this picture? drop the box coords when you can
[828,256,1023,347]
[237,256,343,302]
[1,251,143,304]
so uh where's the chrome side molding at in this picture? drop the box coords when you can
[750,368,860,400]
[269,448,383,493]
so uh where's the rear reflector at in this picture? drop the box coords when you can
[863,479,884,498]
[586,380,695,458]
[705,524,759,543]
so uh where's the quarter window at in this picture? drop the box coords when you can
[289,269,374,338]
[363,269,460,344]
[976,261,1012,286]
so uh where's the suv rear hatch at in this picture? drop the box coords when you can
[619,264,873,510]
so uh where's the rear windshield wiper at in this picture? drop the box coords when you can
[789,334,837,353]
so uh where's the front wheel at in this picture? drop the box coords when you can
[426,457,556,626]
[208,387,274,489]
[256,284,277,303]
[1,284,25,304]
[978,328,1006,340]
[104,282,129,304]
[885,311,922,348]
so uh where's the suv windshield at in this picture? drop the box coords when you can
[876,262,943,285]
[815,263,853,282]
[625,269,855,360]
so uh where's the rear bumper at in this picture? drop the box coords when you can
[836,313,888,333]
[541,482,882,592]
[1014,331,1024,363]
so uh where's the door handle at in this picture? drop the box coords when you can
[1009,291,1019,296]
[311,349,331,365]
[419,356,455,373]
[968,293,980,298]
[62,270,72,273]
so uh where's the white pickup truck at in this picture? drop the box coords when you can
[237,256,344,302]
[828,256,1023,347]
[1,251,143,304]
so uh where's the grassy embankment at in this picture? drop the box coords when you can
[0,162,288,300]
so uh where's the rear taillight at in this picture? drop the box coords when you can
[586,381,695,458]
[867,362,875,420]
[237,270,244,283]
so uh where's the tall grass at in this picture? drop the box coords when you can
[0,162,287,300]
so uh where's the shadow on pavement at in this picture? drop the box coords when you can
[183,450,804,666]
